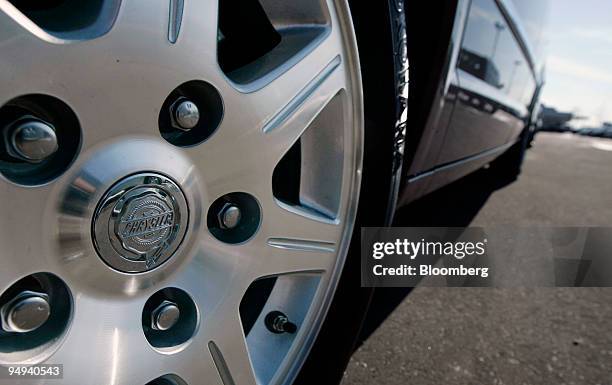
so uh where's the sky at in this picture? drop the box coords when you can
[540,0,612,127]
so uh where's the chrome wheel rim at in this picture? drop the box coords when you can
[0,0,363,383]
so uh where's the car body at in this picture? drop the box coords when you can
[395,0,548,208]
[578,124,612,138]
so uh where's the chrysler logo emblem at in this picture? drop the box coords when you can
[120,209,174,238]
[116,194,175,259]
[92,173,189,273]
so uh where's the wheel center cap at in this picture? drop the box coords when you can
[92,173,189,273]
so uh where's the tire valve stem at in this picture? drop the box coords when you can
[265,311,297,334]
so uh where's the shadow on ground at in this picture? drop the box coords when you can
[355,167,516,348]
[343,133,612,385]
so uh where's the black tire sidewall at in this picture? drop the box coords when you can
[293,1,407,383]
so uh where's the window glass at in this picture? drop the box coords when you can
[512,0,549,67]
[458,0,535,104]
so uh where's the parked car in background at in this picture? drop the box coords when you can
[538,105,576,132]
[578,123,612,138]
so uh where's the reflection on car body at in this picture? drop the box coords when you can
[398,0,548,206]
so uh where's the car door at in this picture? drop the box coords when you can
[436,0,535,166]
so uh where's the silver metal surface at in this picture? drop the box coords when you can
[168,0,184,43]
[151,301,181,331]
[172,99,200,130]
[6,119,58,162]
[218,203,241,229]
[1,291,50,333]
[92,172,189,273]
[0,0,363,383]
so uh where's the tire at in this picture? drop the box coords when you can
[295,0,408,383]
[489,128,530,181]
[527,124,537,148]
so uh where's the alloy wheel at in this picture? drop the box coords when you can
[0,0,363,384]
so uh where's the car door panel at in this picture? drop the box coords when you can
[435,0,535,165]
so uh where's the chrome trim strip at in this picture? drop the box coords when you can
[407,141,514,183]
[457,69,529,116]
[494,0,538,76]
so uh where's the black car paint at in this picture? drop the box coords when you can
[397,0,547,208]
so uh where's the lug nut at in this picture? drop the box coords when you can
[171,99,200,131]
[151,301,180,331]
[265,311,297,334]
[1,291,51,333]
[218,203,242,230]
[6,118,58,162]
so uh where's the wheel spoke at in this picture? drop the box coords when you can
[47,296,171,384]
[253,200,342,277]
[109,0,170,44]
[173,351,225,385]
[260,56,342,133]
[0,5,60,103]
[259,56,346,166]
[264,195,345,241]
[207,311,258,385]
[186,55,346,201]
[230,238,337,285]
[256,241,337,280]
[230,28,344,128]
[218,201,342,283]
[174,0,220,61]
[168,256,254,382]
[0,184,53,285]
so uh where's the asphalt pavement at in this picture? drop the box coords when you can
[341,132,612,385]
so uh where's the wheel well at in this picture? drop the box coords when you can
[403,1,459,172]
[347,0,408,225]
